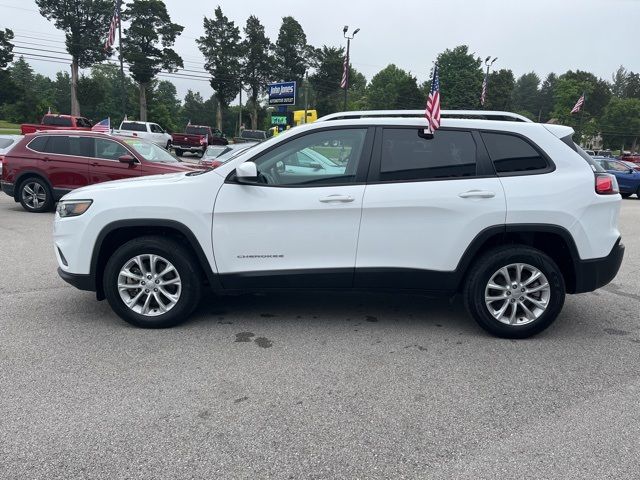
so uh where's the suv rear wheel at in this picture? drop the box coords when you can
[19,177,53,213]
[464,246,566,338]
[103,236,202,328]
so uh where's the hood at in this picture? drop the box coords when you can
[63,171,189,199]
[147,161,203,173]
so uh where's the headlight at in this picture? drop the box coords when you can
[56,200,93,218]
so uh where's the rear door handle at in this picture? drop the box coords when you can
[458,190,496,199]
[319,194,355,203]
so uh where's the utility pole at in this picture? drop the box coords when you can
[342,26,360,111]
[238,88,242,135]
[304,72,309,123]
[482,56,497,108]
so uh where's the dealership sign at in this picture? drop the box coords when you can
[268,81,296,106]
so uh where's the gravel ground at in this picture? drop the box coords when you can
[1,194,639,479]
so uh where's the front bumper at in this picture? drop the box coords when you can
[573,238,625,293]
[1,180,15,197]
[57,267,95,292]
[174,144,205,153]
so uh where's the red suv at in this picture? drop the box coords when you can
[1,131,199,212]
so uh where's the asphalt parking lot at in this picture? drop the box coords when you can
[1,194,639,480]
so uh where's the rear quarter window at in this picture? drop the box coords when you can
[481,132,549,174]
[27,136,49,152]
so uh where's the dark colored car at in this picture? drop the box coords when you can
[21,114,93,135]
[620,153,640,164]
[596,158,640,198]
[171,124,228,157]
[1,131,199,212]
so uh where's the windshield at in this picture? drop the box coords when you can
[222,143,259,163]
[123,138,178,163]
[204,145,229,158]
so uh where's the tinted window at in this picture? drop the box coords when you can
[150,124,163,133]
[76,118,92,128]
[95,138,129,160]
[0,138,15,149]
[482,132,548,173]
[608,161,631,172]
[69,137,93,157]
[252,128,367,186]
[186,126,209,136]
[380,129,477,181]
[121,122,146,132]
[47,136,70,155]
[28,136,49,152]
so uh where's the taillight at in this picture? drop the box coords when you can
[595,173,619,195]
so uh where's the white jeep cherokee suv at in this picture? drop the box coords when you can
[53,110,624,338]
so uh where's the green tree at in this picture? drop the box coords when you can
[197,6,242,130]
[485,69,515,111]
[309,46,345,115]
[552,70,611,132]
[274,16,312,104]
[52,71,71,114]
[611,66,628,98]
[366,64,423,110]
[600,97,640,151]
[0,28,14,68]
[435,45,483,109]
[0,28,15,106]
[241,15,273,129]
[148,80,181,131]
[89,63,137,121]
[512,72,540,117]
[122,0,184,121]
[538,73,557,122]
[77,75,106,121]
[625,72,640,99]
[7,57,40,122]
[35,0,113,116]
[180,90,216,128]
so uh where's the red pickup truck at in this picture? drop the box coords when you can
[21,114,93,135]
[171,124,228,157]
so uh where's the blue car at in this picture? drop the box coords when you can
[596,158,640,198]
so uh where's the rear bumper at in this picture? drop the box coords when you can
[1,181,14,197]
[573,238,624,293]
[58,267,95,292]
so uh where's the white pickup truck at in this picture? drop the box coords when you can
[111,121,173,150]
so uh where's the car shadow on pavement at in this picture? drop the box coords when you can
[188,290,478,334]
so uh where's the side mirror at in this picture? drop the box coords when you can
[236,162,258,183]
[118,154,136,164]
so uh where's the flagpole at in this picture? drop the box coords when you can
[578,93,586,145]
[117,0,126,120]
[343,36,350,111]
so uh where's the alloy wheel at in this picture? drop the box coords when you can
[117,254,182,317]
[484,263,551,326]
[21,182,47,210]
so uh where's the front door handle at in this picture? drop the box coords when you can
[458,190,495,199]
[319,194,355,203]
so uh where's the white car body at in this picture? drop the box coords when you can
[112,121,172,149]
[53,110,624,336]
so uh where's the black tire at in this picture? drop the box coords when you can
[197,149,205,158]
[103,236,203,328]
[175,149,183,157]
[621,192,632,198]
[18,176,53,213]
[463,246,566,339]
[165,140,172,150]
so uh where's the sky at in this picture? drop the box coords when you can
[1,0,639,102]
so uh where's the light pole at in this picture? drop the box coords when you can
[342,26,360,111]
[483,56,498,107]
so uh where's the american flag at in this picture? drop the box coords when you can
[425,65,441,134]
[92,118,111,133]
[480,72,488,106]
[340,54,349,90]
[571,92,585,114]
[104,0,121,51]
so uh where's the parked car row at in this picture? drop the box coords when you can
[0,131,203,212]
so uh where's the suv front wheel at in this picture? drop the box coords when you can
[103,236,202,328]
[464,246,566,338]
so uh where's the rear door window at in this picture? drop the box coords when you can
[378,128,477,181]
[46,136,70,155]
[28,136,49,152]
[481,132,549,174]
